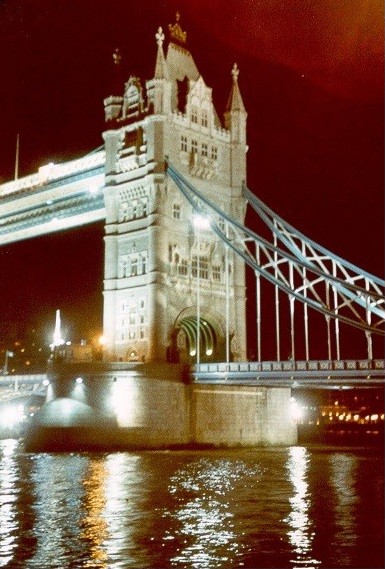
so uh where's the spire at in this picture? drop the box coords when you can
[168,12,187,46]
[53,309,64,347]
[154,27,169,80]
[226,63,246,113]
[108,47,124,96]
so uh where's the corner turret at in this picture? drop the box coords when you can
[224,63,248,186]
[146,27,172,115]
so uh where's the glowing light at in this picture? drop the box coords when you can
[205,348,213,356]
[190,349,196,356]
[52,309,64,347]
[98,335,107,346]
[193,214,210,230]
[290,397,304,422]
[0,404,25,427]
[76,377,83,384]
[43,379,50,386]
[111,377,141,427]
[370,414,378,421]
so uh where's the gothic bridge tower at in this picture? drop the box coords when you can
[102,14,248,363]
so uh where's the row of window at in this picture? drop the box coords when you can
[171,254,225,282]
[119,198,148,222]
[118,252,147,278]
[119,327,146,341]
[180,136,218,160]
[191,106,209,127]
[118,298,147,341]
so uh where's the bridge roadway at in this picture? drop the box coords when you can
[0,375,47,403]
[194,359,385,389]
[0,361,383,398]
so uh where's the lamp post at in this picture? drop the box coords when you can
[193,214,210,365]
[3,350,14,375]
[225,223,230,364]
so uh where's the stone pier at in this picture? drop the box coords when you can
[25,363,297,451]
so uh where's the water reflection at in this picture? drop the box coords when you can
[0,440,19,567]
[81,458,109,568]
[166,458,257,568]
[28,453,88,568]
[103,453,149,566]
[285,447,321,568]
[330,453,358,566]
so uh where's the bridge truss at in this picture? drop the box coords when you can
[167,163,385,362]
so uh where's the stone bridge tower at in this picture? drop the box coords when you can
[102,14,248,364]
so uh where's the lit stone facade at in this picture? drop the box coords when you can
[102,16,248,363]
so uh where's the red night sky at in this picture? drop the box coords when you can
[0,0,383,355]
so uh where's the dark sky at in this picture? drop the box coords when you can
[0,0,383,347]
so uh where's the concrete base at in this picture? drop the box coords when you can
[24,362,297,451]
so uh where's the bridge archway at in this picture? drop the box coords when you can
[169,314,225,363]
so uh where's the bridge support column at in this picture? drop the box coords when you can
[192,384,297,446]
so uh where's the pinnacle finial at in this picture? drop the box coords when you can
[169,11,187,45]
[156,26,165,47]
[232,63,239,81]
[113,48,121,66]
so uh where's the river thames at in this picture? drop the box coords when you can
[0,440,383,568]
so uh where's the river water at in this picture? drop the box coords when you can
[0,440,383,569]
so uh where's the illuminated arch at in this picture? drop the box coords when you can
[172,316,217,362]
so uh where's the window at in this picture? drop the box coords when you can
[191,140,198,154]
[191,106,198,123]
[192,256,209,279]
[178,259,188,276]
[200,257,209,279]
[130,256,138,276]
[213,266,221,281]
[173,203,181,219]
[141,253,147,274]
[211,146,218,160]
[119,256,130,278]
[201,143,208,157]
[202,109,208,127]
[181,135,188,152]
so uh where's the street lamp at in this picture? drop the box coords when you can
[193,214,210,365]
[3,350,14,375]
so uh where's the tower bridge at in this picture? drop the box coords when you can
[0,14,383,450]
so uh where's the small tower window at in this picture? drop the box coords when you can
[212,266,221,281]
[181,135,188,152]
[201,143,208,157]
[173,204,181,219]
[211,146,218,160]
[178,259,188,276]
[191,140,198,154]
[191,106,198,124]
[130,256,138,276]
[201,109,208,127]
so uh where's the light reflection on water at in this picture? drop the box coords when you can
[285,446,321,568]
[330,453,358,566]
[0,439,19,567]
[166,459,260,568]
[0,441,383,568]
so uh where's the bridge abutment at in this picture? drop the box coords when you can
[25,363,297,451]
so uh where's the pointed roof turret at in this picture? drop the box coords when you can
[154,27,170,80]
[226,63,246,113]
[168,11,187,47]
